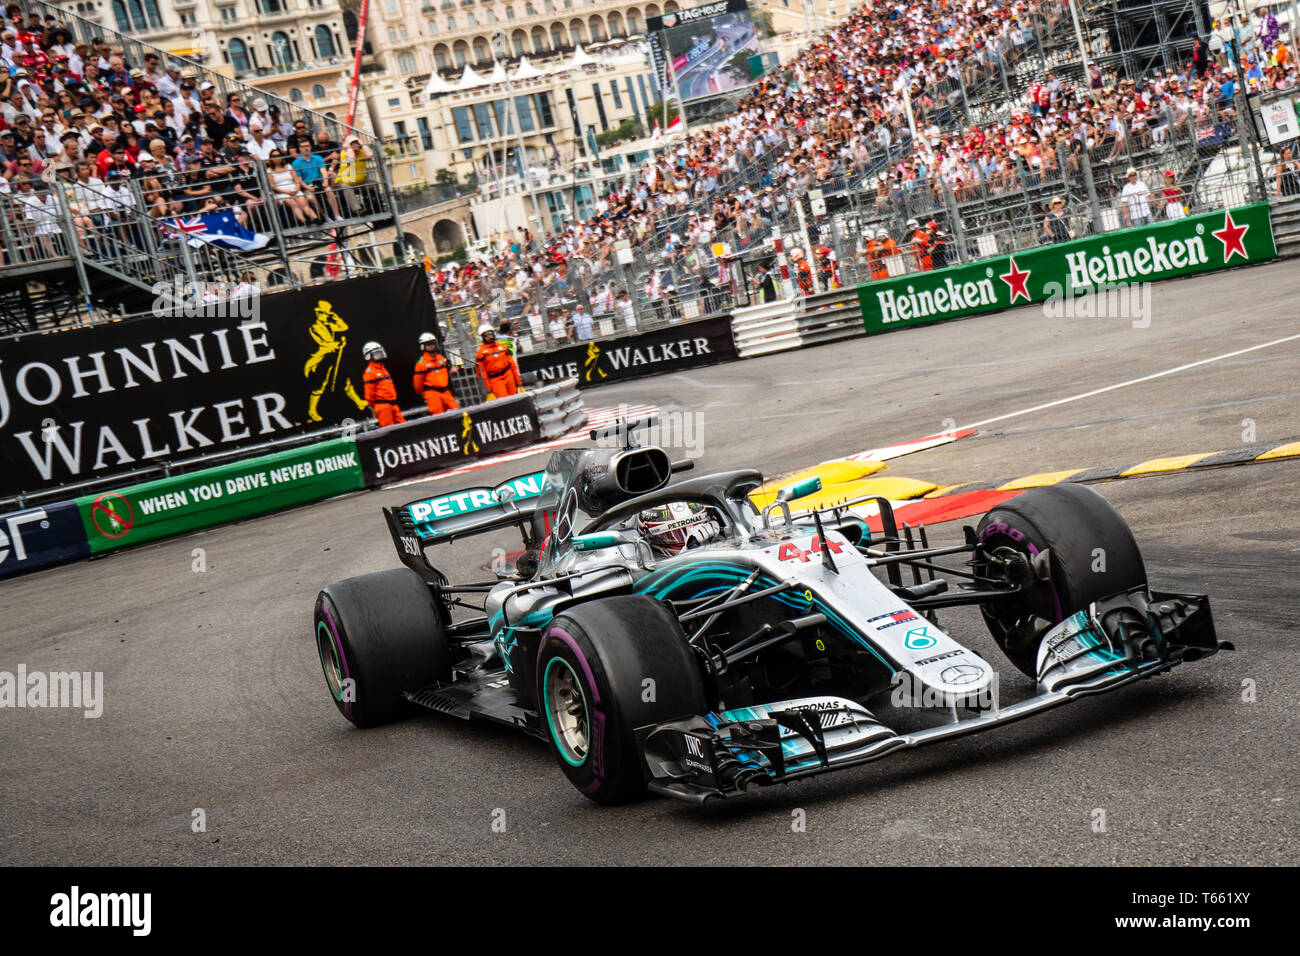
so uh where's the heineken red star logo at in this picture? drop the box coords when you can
[1000,256,1032,303]
[1211,210,1250,262]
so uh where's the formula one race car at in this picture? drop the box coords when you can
[313,420,1230,804]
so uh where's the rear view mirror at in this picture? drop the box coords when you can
[571,532,624,552]
[777,476,822,502]
[764,476,824,531]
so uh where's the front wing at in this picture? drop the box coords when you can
[637,589,1228,803]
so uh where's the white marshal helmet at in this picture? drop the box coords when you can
[876,228,889,239]
[418,332,437,348]
[906,217,920,230]
[636,502,721,556]
[362,341,385,360]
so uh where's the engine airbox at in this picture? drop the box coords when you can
[576,446,673,516]
[614,447,672,496]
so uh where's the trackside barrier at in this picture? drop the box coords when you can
[2,391,592,577]
[793,289,869,347]
[75,438,364,555]
[0,266,436,501]
[730,297,799,358]
[857,203,1277,332]
[357,394,538,486]
[517,316,738,388]
[1269,195,1300,258]
[531,379,588,440]
[721,204,1278,363]
[731,289,868,358]
[0,500,89,580]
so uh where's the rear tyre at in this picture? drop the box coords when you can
[536,596,707,804]
[314,568,451,728]
[975,484,1147,676]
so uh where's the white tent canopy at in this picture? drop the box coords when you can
[568,43,597,68]
[488,59,507,84]
[456,63,485,89]
[549,43,598,72]
[422,71,453,98]
[512,55,542,79]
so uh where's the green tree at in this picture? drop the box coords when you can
[595,117,645,147]
[645,101,680,128]
[753,10,775,39]
[435,242,467,267]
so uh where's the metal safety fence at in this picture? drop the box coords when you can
[430,86,1280,355]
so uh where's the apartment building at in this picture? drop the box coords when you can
[350,0,682,223]
[352,0,670,77]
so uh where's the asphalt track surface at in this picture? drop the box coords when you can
[3,261,1298,866]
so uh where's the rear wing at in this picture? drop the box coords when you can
[383,470,555,579]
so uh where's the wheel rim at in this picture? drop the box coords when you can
[316,621,345,702]
[978,542,1057,667]
[543,657,590,767]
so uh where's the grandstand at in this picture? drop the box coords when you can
[0,0,406,334]
[427,0,1290,356]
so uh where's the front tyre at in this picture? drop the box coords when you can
[537,596,707,804]
[314,568,450,728]
[976,483,1147,676]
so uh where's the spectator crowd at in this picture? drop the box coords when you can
[1,4,380,270]
[5,0,1297,344]
[426,0,1298,350]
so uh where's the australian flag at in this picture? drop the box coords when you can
[1196,122,1234,147]
[164,210,271,252]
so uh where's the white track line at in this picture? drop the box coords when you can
[961,333,1300,431]
[851,428,979,461]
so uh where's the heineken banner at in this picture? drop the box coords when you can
[0,267,434,497]
[858,203,1276,332]
[75,438,364,554]
[517,315,737,389]
[357,394,538,485]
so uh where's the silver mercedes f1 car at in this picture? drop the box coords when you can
[313,420,1229,804]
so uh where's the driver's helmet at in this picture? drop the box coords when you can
[636,502,720,556]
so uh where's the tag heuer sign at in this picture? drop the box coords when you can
[858,203,1276,333]
[657,1,734,27]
